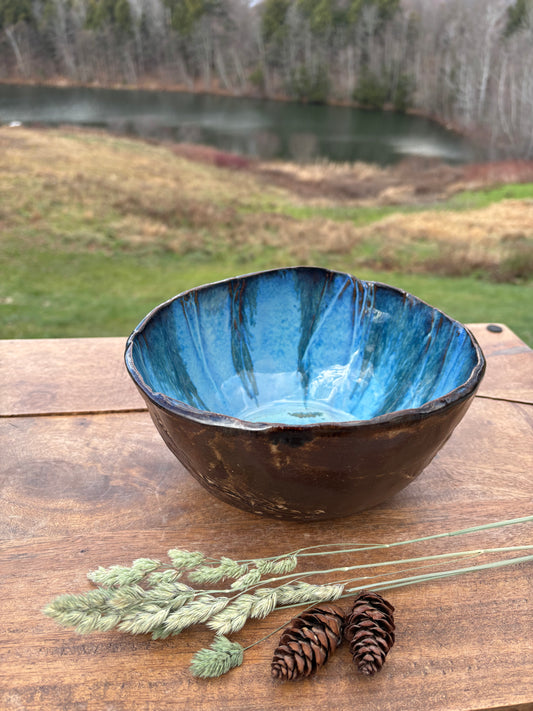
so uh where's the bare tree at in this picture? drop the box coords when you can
[0,0,532,157]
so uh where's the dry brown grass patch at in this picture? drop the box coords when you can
[257,157,464,203]
[367,201,533,244]
[1,126,531,279]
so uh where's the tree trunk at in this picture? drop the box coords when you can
[4,27,26,77]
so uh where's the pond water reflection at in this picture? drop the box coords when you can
[0,84,482,165]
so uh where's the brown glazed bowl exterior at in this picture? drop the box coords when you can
[124,268,486,521]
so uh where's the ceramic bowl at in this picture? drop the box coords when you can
[125,267,485,520]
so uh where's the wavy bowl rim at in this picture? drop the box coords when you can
[124,266,486,432]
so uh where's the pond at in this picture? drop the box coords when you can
[0,84,482,165]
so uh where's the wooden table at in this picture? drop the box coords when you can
[1,324,532,711]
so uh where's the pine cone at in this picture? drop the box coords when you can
[344,591,395,676]
[271,604,345,680]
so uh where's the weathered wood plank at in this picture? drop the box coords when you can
[1,398,531,539]
[0,337,144,417]
[1,396,532,709]
[1,329,531,710]
[468,323,533,404]
[1,527,531,710]
[1,324,532,418]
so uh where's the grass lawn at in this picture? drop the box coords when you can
[1,127,532,344]
[2,248,531,344]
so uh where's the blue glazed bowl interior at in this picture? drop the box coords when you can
[129,268,481,426]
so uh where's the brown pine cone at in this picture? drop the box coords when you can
[344,591,395,676]
[271,603,345,680]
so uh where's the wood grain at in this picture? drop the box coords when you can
[1,324,532,418]
[1,534,531,711]
[1,399,531,539]
[468,323,533,404]
[0,337,144,416]
[0,329,532,711]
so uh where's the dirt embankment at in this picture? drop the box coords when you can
[170,142,533,204]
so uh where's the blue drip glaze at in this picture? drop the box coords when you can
[129,269,481,425]
[230,279,259,403]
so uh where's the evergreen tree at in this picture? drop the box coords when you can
[85,0,133,33]
[505,0,532,35]
[0,0,33,29]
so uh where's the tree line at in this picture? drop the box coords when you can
[1,0,532,158]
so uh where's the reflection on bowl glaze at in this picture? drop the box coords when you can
[125,267,485,520]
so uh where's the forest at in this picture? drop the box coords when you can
[0,0,532,158]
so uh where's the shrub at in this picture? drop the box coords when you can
[353,70,388,109]
[496,241,533,282]
[249,66,265,92]
[290,64,330,104]
[392,74,415,113]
